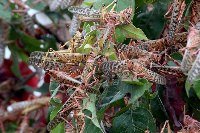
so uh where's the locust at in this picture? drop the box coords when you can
[81,53,101,84]
[149,63,183,77]
[47,69,82,89]
[100,59,166,85]
[142,32,187,51]
[166,0,185,44]
[115,42,161,64]
[187,51,200,84]
[191,0,200,26]
[178,115,200,132]
[69,16,80,36]
[60,31,83,53]
[22,12,36,34]
[28,49,89,66]
[69,6,101,16]
[181,22,200,73]
[27,57,84,74]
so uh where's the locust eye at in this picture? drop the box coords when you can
[81,82,85,86]
[84,54,87,57]
[75,106,78,109]
[127,14,130,18]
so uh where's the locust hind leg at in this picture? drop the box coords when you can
[59,39,73,49]
[106,0,117,12]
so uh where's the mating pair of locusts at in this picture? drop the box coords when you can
[69,0,132,50]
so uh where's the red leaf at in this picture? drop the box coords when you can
[19,62,39,88]
[0,59,14,82]
[44,72,50,83]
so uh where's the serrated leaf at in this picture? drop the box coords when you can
[118,24,148,40]
[113,108,156,133]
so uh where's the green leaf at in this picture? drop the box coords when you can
[77,36,95,53]
[103,42,117,60]
[132,2,168,39]
[144,0,154,3]
[143,90,156,99]
[113,104,132,119]
[50,97,62,106]
[115,28,125,43]
[182,86,200,110]
[19,52,29,63]
[43,35,58,50]
[119,79,152,104]
[150,85,169,123]
[97,80,126,120]
[135,0,146,7]
[83,94,103,133]
[187,75,200,99]
[50,106,65,133]
[118,24,148,40]
[20,33,46,52]
[84,110,103,133]
[10,50,21,77]
[113,108,156,133]
[0,0,12,22]
[26,0,47,11]
[185,80,191,97]
[49,81,59,95]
